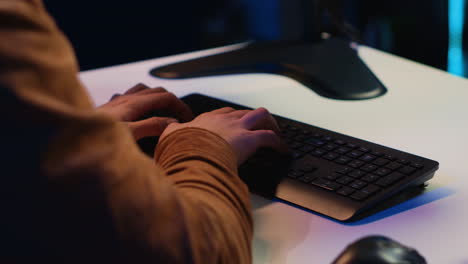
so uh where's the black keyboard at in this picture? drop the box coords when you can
[181,93,439,221]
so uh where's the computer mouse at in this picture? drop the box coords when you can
[332,235,427,264]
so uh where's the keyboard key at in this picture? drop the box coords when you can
[307,138,326,147]
[299,173,316,183]
[310,178,334,191]
[337,186,355,196]
[311,148,327,157]
[323,152,339,161]
[290,142,302,149]
[299,145,315,153]
[371,151,384,157]
[376,172,405,187]
[348,160,365,168]
[324,173,340,181]
[372,158,390,166]
[361,184,381,196]
[349,180,367,190]
[358,147,370,153]
[288,170,304,179]
[348,150,364,158]
[322,136,334,141]
[337,176,354,185]
[348,170,366,178]
[336,167,353,175]
[323,144,338,151]
[335,156,353,165]
[374,168,392,176]
[295,156,318,172]
[399,166,417,175]
[335,147,351,154]
[350,191,370,201]
[294,134,308,142]
[325,181,342,191]
[346,143,358,149]
[291,151,304,159]
[361,174,380,183]
[385,162,402,170]
[385,154,397,161]
[410,162,424,169]
[361,164,378,172]
[359,154,376,162]
[397,159,410,165]
[334,139,346,145]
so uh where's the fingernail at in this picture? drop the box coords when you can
[167,118,178,124]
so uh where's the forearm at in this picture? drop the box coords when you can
[155,128,253,263]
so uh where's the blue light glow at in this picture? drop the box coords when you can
[448,0,466,77]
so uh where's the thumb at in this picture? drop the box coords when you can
[127,117,178,140]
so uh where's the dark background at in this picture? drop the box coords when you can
[45,0,467,77]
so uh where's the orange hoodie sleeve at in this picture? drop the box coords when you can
[0,1,252,263]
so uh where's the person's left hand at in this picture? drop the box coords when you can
[97,83,193,140]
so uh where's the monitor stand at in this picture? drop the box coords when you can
[150,37,387,100]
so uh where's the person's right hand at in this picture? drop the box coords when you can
[159,107,289,165]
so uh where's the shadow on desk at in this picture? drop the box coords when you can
[252,184,456,225]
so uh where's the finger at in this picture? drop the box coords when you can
[250,129,290,153]
[124,83,150,95]
[127,117,178,140]
[137,87,168,95]
[138,92,194,122]
[240,107,281,134]
[110,93,121,101]
[210,107,237,114]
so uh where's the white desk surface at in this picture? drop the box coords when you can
[81,44,468,264]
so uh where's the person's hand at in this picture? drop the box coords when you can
[160,107,289,165]
[97,83,193,140]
